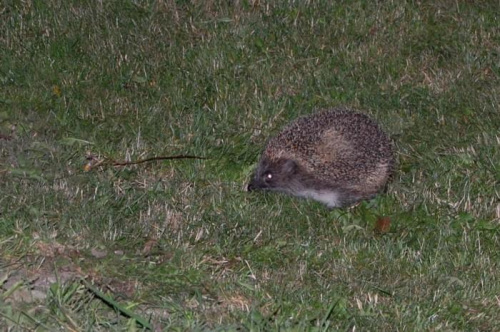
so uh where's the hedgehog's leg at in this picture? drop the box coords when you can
[335,188,370,208]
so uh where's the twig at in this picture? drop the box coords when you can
[111,155,207,166]
[0,134,13,140]
[84,154,207,171]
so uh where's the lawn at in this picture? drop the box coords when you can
[1,0,499,330]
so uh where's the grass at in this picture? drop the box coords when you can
[1,0,499,330]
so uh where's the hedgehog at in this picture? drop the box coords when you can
[247,108,395,208]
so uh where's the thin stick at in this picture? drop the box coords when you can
[111,155,207,166]
[0,134,13,140]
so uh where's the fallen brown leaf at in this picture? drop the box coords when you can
[374,216,391,234]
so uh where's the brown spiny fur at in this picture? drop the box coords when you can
[247,108,395,208]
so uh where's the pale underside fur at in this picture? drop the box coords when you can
[294,189,342,208]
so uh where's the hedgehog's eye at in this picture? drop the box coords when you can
[263,171,273,182]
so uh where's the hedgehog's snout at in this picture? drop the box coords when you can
[247,170,270,191]
[247,182,255,191]
[247,176,261,192]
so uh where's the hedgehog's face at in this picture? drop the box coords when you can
[247,157,298,192]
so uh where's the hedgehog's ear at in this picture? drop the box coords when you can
[282,159,297,174]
